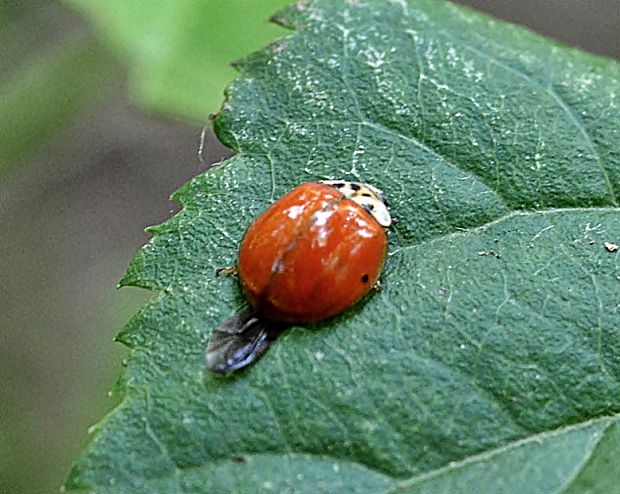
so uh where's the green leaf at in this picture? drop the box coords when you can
[60,0,292,120]
[65,1,620,492]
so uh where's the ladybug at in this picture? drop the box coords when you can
[206,180,392,373]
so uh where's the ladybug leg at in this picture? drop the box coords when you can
[215,267,238,277]
[206,307,287,374]
[373,280,383,292]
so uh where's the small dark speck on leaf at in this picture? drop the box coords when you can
[230,455,246,464]
[436,287,447,298]
[589,239,596,245]
[604,241,619,252]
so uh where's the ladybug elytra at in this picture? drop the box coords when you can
[206,180,392,373]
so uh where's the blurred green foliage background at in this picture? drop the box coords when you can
[0,1,618,493]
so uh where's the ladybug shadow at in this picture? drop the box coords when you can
[205,285,381,383]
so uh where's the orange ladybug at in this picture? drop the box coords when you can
[206,180,392,373]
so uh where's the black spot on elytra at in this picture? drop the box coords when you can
[362,192,372,197]
[350,183,361,191]
[332,182,345,188]
[361,274,369,283]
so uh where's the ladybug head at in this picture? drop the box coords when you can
[321,180,392,228]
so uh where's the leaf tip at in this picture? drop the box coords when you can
[113,331,128,345]
[115,324,138,348]
[269,0,310,29]
[117,273,133,289]
[144,224,164,236]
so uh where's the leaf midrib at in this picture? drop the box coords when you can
[121,410,618,493]
[384,413,618,494]
[389,206,620,256]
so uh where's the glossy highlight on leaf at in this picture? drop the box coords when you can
[65,1,620,492]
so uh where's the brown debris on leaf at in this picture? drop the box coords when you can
[604,241,619,252]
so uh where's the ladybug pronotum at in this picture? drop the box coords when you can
[206,180,392,373]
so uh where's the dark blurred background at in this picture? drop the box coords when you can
[1,1,618,493]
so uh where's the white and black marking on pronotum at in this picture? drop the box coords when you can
[322,180,392,228]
